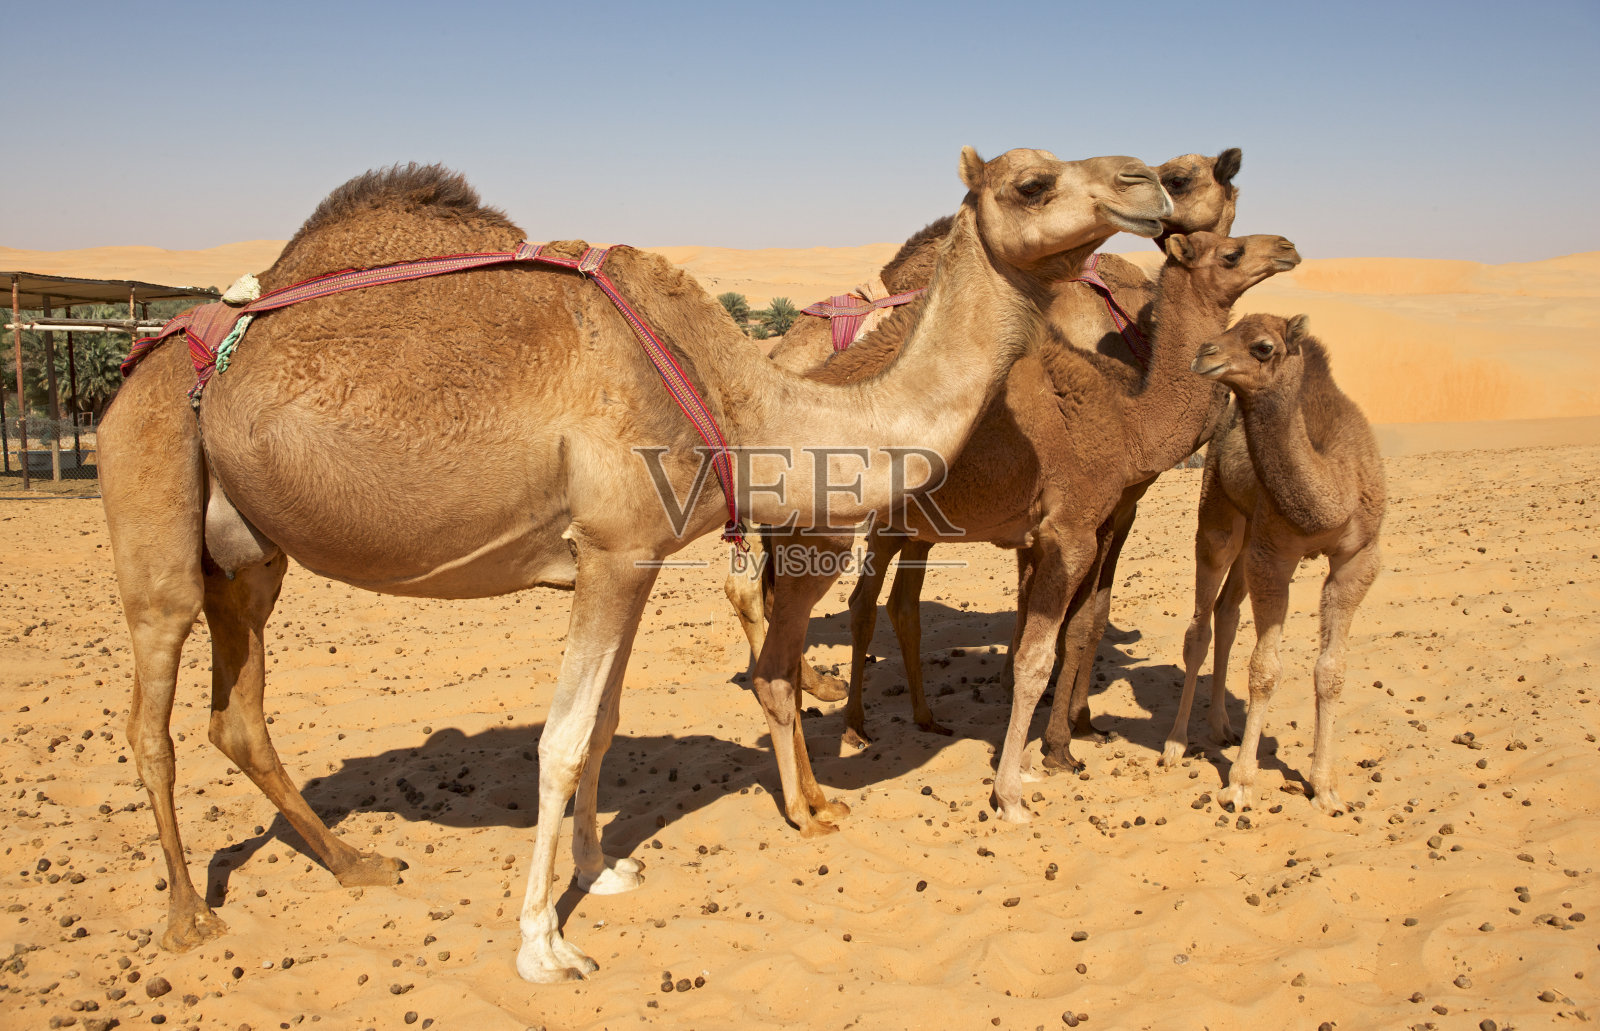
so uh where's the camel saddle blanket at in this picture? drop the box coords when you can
[800,281,926,351]
[120,242,746,546]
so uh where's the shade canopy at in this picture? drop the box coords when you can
[5,270,217,311]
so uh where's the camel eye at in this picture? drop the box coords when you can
[1249,340,1275,360]
[1222,250,1243,267]
[1016,176,1052,199]
[1164,176,1191,193]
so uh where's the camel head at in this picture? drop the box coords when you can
[1162,231,1300,311]
[958,147,1172,271]
[1192,312,1312,391]
[1152,148,1242,249]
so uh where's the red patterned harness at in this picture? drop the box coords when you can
[796,253,1150,366]
[122,243,746,545]
[799,289,926,352]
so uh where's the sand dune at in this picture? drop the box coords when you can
[6,239,1597,427]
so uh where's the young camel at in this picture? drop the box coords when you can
[728,150,1243,737]
[1166,314,1386,814]
[98,151,1170,981]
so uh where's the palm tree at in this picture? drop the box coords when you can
[717,292,751,330]
[757,297,799,337]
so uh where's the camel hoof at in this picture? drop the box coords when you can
[1220,784,1252,812]
[841,726,872,750]
[803,669,848,703]
[578,856,645,895]
[814,798,851,823]
[1209,722,1240,747]
[991,794,1032,824]
[917,719,955,737]
[1039,750,1084,774]
[334,853,407,888]
[1158,741,1188,767]
[1309,788,1346,816]
[797,817,841,838]
[161,909,228,952]
[516,940,597,983]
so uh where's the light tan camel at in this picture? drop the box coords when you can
[98,151,1171,982]
[729,150,1243,733]
[755,231,1297,821]
[1164,314,1385,814]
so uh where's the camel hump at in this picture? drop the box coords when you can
[263,163,526,290]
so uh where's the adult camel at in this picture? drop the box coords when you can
[98,149,1171,981]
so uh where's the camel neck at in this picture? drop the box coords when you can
[1236,374,1355,534]
[1123,267,1234,476]
[713,205,1063,529]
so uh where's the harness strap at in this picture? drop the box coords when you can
[1070,253,1151,368]
[122,240,745,547]
[801,288,925,351]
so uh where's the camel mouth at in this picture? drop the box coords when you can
[1192,358,1229,378]
[1102,206,1166,238]
[1270,257,1301,271]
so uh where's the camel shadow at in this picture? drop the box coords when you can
[202,705,986,911]
[1101,638,1297,793]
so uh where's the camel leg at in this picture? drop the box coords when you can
[999,547,1035,695]
[1220,546,1296,812]
[1207,556,1249,746]
[122,561,210,951]
[202,552,404,887]
[843,531,897,748]
[1039,522,1114,771]
[1064,493,1143,738]
[569,641,645,894]
[723,526,769,667]
[993,525,1092,822]
[1161,511,1244,767]
[517,542,657,983]
[725,531,846,702]
[753,531,851,836]
[100,379,218,952]
[1306,542,1380,814]
[885,539,951,736]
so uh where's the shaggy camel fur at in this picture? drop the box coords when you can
[1165,314,1385,814]
[98,151,1170,982]
[731,150,1242,734]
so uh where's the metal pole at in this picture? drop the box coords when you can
[12,276,28,490]
[66,315,81,459]
[43,296,61,481]
[0,287,8,474]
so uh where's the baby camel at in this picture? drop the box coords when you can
[1166,314,1386,814]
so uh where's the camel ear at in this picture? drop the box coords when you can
[959,146,986,191]
[1164,233,1199,267]
[1214,148,1242,188]
[1285,314,1310,354]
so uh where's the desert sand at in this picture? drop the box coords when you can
[1,236,1597,1030]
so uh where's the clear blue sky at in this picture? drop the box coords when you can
[6,0,1596,262]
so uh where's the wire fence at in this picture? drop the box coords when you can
[3,416,100,484]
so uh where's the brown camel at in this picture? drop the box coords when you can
[729,150,1242,732]
[1165,314,1386,814]
[98,150,1171,981]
